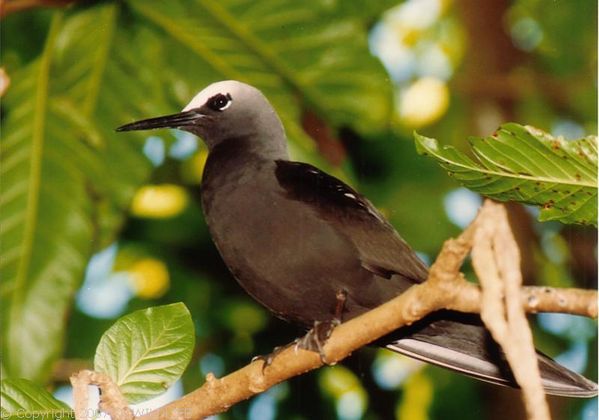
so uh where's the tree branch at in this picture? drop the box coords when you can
[131,200,597,420]
[473,200,549,420]
[71,370,133,420]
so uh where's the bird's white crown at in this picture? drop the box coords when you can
[183,80,246,112]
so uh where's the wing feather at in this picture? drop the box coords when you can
[275,161,428,283]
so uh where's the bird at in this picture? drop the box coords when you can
[117,80,597,397]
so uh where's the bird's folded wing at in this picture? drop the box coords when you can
[275,160,428,283]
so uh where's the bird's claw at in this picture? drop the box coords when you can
[252,319,341,372]
[295,319,340,365]
[253,290,346,370]
[252,342,297,373]
[295,289,346,364]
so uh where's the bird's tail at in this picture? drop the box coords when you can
[382,311,598,397]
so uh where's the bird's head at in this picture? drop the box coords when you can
[117,80,286,155]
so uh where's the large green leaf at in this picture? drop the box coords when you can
[0,378,72,420]
[414,123,597,225]
[94,303,195,404]
[126,0,392,140]
[1,14,91,382]
[0,5,151,382]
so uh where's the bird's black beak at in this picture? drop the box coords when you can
[116,109,205,132]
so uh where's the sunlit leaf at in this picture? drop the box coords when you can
[1,4,151,383]
[415,123,597,225]
[94,303,195,404]
[395,372,433,420]
[318,366,368,419]
[128,257,171,299]
[0,378,72,420]
[130,185,189,219]
[318,365,364,397]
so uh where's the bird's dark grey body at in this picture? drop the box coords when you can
[201,136,418,326]
[117,80,597,397]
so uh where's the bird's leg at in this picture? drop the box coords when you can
[253,290,348,371]
[334,288,348,320]
[295,289,348,365]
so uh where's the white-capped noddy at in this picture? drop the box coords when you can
[117,80,597,397]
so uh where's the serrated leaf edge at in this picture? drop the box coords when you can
[415,131,596,188]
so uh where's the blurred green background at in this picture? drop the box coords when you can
[1,0,597,418]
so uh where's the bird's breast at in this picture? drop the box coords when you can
[200,162,371,325]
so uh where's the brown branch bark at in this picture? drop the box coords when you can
[129,201,597,420]
[71,370,133,420]
[473,201,549,420]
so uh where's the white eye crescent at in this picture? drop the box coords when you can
[207,93,233,112]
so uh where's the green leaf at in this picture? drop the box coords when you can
[1,5,152,382]
[414,123,597,226]
[126,0,392,137]
[334,0,406,20]
[1,378,72,420]
[1,13,93,382]
[94,303,195,404]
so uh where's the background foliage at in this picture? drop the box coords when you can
[1,0,597,419]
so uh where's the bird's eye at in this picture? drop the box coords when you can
[207,93,233,112]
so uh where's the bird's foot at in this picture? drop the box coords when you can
[252,342,297,373]
[295,319,340,365]
[295,288,347,364]
[254,289,348,370]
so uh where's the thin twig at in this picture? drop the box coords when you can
[521,286,597,317]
